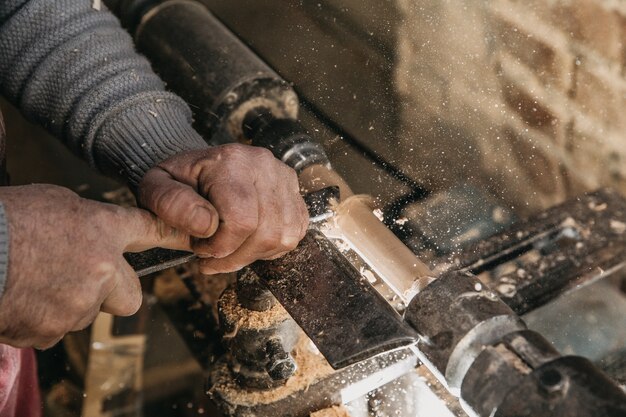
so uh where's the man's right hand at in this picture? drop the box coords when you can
[0,184,190,349]
[138,144,309,275]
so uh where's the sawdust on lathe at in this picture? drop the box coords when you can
[211,336,334,405]
[220,288,291,330]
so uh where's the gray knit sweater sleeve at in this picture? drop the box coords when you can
[0,0,209,186]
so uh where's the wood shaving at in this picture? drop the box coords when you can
[220,288,291,330]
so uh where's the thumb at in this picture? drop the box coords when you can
[138,167,219,238]
[100,259,142,316]
[121,207,192,252]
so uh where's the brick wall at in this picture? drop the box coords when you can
[395,0,626,213]
[201,0,624,214]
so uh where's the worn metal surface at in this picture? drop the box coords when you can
[494,356,626,417]
[404,258,626,415]
[452,188,626,315]
[244,110,330,172]
[209,345,418,417]
[405,270,626,416]
[404,271,523,380]
[134,0,297,144]
[236,268,278,312]
[252,229,417,369]
[460,330,561,417]
[218,282,300,388]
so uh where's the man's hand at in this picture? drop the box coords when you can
[0,184,190,349]
[138,144,309,275]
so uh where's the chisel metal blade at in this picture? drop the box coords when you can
[125,248,196,277]
[252,229,418,369]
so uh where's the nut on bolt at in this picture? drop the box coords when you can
[539,368,566,395]
[265,338,297,381]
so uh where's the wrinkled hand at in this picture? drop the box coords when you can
[0,184,190,349]
[138,144,309,274]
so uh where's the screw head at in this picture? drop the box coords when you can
[267,358,297,381]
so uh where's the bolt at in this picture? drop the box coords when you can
[267,357,297,381]
[265,338,297,381]
[242,107,273,140]
[237,268,276,311]
[539,368,565,394]
[223,91,238,105]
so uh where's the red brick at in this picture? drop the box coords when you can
[504,0,553,19]
[574,60,626,132]
[621,12,626,75]
[499,69,565,141]
[490,2,574,90]
[551,0,622,63]
[568,120,626,194]
[502,125,565,196]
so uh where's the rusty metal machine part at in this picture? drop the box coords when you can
[463,332,626,417]
[243,108,331,173]
[208,345,419,417]
[235,268,277,312]
[453,188,626,315]
[405,271,525,391]
[251,230,418,370]
[238,192,626,415]
[460,330,561,416]
[133,0,298,144]
[217,270,300,389]
[404,269,626,416]
[491,357,626,417]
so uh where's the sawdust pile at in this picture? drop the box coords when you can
[211,336,334,405]
[219,288,291,330]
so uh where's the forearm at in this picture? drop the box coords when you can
[0,203,7,299]
[0,0,208,186]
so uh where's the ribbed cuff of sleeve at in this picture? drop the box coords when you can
[0,203,9,300]
[89,92,210,187]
